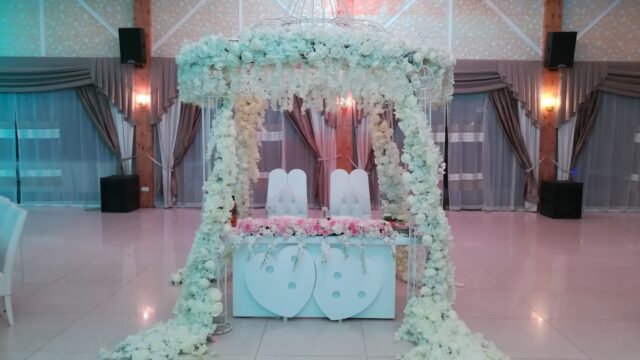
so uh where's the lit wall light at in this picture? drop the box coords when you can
[542,95,558,112]
[337,94,353,110]
[136,93,150,107]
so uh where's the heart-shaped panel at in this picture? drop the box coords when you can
[313,248,382,320]
[244,246,315,318]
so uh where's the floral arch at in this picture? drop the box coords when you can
[101,21,508,360]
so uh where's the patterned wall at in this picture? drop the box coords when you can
[0,0,132,57]
[1,0,639,61]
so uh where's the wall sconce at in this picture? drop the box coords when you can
[542,95,558,112]
[136,93,150,107]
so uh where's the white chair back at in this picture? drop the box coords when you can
[0,203,26,285]
[0,200,26,325]
[266,169,308,217]
[329,169,372,219]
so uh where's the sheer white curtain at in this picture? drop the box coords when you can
[111,104,135,175]
[172,105,319,208]
[157,101,181,208]
[7,89,117,205]
[252,107,285,207]
[447,93,527,210]
[310,107,336,205]
[482,99,526,210]
[574,92,640,210]
[174,123,204,207]
[557,114,576,180]
[447,94,486,209]
[0,94,17,202]
[356,115,371,169]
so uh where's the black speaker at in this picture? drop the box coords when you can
[539,181,583,219]
[118,28,146,65]
[544,31,577,69]
[100,175,140,213]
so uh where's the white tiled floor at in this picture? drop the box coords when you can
[2,208,640,360]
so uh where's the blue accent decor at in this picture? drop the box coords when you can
[233,237,398,320]
[242,246,316,318]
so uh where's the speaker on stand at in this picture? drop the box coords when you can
[118,28,147,66]
[100,175,140,213]
[544,31,577,69]
[539,181,583,219]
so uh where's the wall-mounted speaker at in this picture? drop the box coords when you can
[544,31,577,69]
[118,28,146,66]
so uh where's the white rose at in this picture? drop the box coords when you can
[209,288,223,302]
[170,271,182,285]
[360,41,375,56]
[132,350,150,360]
[249,38,264,51]
[181,341,196,354]
[198,278,211,289]
[212,301,223,317]
[412,51,425,64]
[329,46,344,59]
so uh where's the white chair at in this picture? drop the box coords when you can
[266,169,308,217]
[329,169,372,219]
[0,200,27,325]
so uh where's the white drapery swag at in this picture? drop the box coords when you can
[310,107,337,205]
[111,104,135,175]
[356,115,372,169]
[158,101,181,208]
[557,114,577,181]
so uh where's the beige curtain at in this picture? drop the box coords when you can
[570,91,602,169]
[489,88,538,203]
[171,103,202,204]
[284,96,327,206]
[76,85,123,173]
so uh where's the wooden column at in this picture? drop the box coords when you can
[133,0,154,207]
[336,107,353,171]
[539,0,562,182]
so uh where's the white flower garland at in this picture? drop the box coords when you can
[99,101,236,360]
[102,26,508,360]
[234,96,267,217]
[177,27,454,113]
[370,112,409,221]
[393,97,506,359]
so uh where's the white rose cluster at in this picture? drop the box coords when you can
[100,101,237,360]
[177,26,454,112]
[370,113,409,221]
[234,95,267,216]
[105,24,507,360]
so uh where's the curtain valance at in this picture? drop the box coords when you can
[150,57,179,124]
[0,57,134,121]
[598,67,640,98]
[0,65,93,92]
[453,60,505,94]
[453,60,544,125]
[558,62,640,123]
